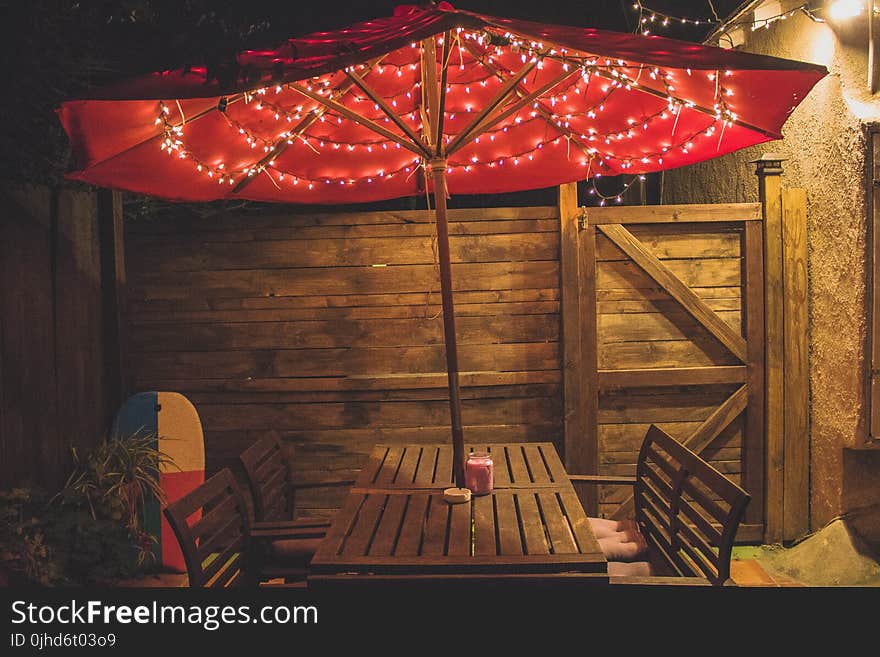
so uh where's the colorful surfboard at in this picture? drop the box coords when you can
[111,392,205,573]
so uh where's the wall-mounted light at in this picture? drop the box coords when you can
[807,1,880,93]
[828,0,866,21]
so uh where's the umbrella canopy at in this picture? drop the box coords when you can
[59,2,825,203]
[58,2,826,487]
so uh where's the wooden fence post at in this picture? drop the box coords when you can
[781,188,809,541]
[755,156,810,543]
[755,155,785,544]
[559,182,597,514]
[97,189,128,422]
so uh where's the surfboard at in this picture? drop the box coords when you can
[111,391,206,573]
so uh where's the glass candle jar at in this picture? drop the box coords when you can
[465,451,494,496]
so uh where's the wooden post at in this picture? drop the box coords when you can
[870,130,880,442]
[742,220,766,535]
[559,183,596,513]
[579,222,599,516]
[781,188,809,540]
[97,189,128,423]
[429,159,465,488]
[754,154,785,544]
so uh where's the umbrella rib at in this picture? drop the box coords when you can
[445,59,537,156]
[231,79,359,195]
[74,95,245,173]
[464,30,779,139]
[230,55,390,195]
[420,35,441,151]
[434,32,451,157]
[463,39,777,151]
[461,40,594,161]
[587,70,780,139]
[446,68,576,156]
[344,69,428,154]
[288,82,431,158]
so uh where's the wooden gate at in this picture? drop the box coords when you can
[561,197,765,541]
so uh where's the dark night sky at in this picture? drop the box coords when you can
[213,1,745,42]
[259,1,741,33]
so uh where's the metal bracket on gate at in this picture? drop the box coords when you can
[578,207,589,231]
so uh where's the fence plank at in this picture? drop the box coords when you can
[559,183,586,494]
[760,165,785,544]
[742,220,766,533]
[597,224,747,362]
[782,188,809,541]
[585,203,761,225]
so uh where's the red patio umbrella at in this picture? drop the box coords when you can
[58,2,826,489]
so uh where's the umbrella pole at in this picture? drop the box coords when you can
[429,158,466,488]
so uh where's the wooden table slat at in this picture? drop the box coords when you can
[494,491,523,556]
[434,446,453,486]
[356,446,390,487]
[559,490,602,557]
[340,493,387,557]
[539,443,569,483]
[375,446,404,485]
[487,444,512,486]
[448,499,472,556]
[313,492,367,559]
[516,491,550,555]
[368,495,408,556]
[421,494,450,556]
[393,494,428,556]
[523,443,552,484]
[413,446,438,485]
[472,493,497,556]
[395,446,422,485]
[506,444,532,485]
[537,490,579,554]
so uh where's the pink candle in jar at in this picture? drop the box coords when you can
[465,451,494,495]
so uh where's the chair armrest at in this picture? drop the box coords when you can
[252,519,331,532]
[569,474,637,486]
[250,525,328,541]
[250,519,329,541]
[288,479,356,490]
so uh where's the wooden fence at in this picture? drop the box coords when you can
[126,206,563,516]
[0,185,123,491]
[566,199,765,541]
[2,177,809,541]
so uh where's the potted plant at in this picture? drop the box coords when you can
[0,432,176,585]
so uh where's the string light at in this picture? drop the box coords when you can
[630,2,713,34]
[149,24,749,194]
[630,2,810,39]
[588,174,647,206]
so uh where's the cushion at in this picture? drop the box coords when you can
[599,536,648,561]
[607,561,653,577]
[588,517,641,538]
[588,517,626,538]
[267,537,323,566]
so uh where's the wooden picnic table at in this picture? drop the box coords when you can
[309,443,608,584]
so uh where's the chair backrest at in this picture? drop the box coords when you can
[239,435,291,523]
[163,468,253,588]
[634,425,750,586]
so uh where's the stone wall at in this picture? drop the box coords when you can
[662,10,880,543]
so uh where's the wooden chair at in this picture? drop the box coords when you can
[163,468,329,587]
[163,468,255,588]
[571,425,751,586]
[239,434,354,526]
